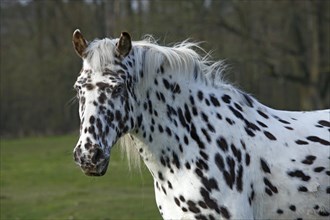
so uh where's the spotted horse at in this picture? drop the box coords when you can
[71,29,330,220]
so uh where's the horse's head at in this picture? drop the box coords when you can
[72,30,135,176]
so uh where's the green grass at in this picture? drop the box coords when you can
[0,135,160,220]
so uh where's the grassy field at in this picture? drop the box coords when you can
[0,135,160,220]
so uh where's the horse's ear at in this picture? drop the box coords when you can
[116,32,132,57]
[72,29,88,58]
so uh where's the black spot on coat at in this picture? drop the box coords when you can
[287,169,311,181]
[318,120,330,127]
[298,186,308,192]
[260,158,271,173]
[172,151,181,169]
[257,110,269,119]
[264,131,277,140]
[220,206,231,219]
[209,94,220,107]
[229,106,244,120]
[295,140,309,145]
[216,137,228,152]
[301,155,316,165]
[222,94,231,104]
[306,136,330,146]
[215,153,225,171]
[242,93,254,107]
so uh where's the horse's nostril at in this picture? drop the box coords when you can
[80,156,87,165]
[73,147,82,162]
[91,147,104,164]
[73,150,79,162]
[73,145,82,162]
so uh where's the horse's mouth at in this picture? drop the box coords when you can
[81,159,110,177]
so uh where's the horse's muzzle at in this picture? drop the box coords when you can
[82,159,110,176]
[73,145,110,176]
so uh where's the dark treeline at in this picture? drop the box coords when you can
[0,0,329,137]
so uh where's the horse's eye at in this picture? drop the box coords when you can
[74,84,81,92]
[113,85,123,94]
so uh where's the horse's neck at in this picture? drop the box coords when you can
[129,64,270,175]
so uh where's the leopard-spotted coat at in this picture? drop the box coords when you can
[72,30,330,220]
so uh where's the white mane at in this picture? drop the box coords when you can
[84,38,116,71]
[85,36,230,87]
[134,37,230,88]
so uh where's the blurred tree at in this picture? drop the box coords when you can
[207,0,329,109]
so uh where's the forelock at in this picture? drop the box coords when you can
[85,38,116,71]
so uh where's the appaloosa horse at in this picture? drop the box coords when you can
[72,30,330,219]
